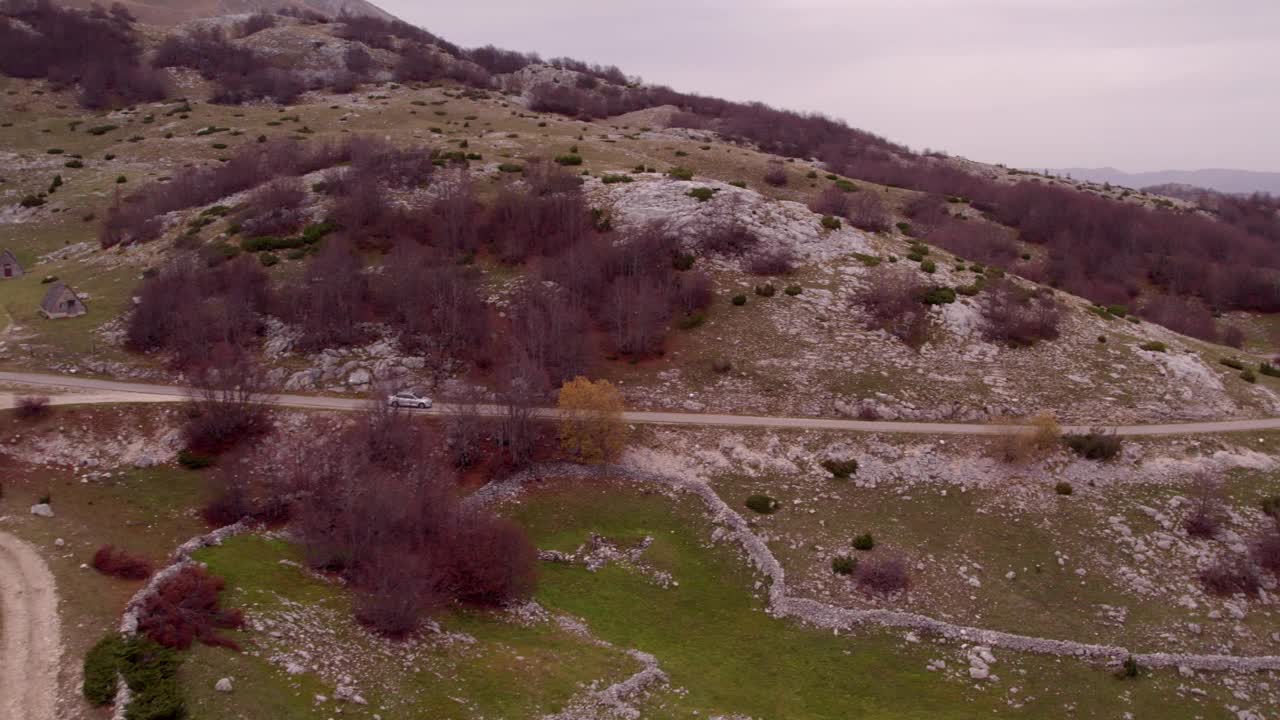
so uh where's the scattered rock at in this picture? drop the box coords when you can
[30,503,54,518]
[215,677,233,693]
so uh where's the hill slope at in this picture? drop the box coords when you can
[54,0,395,25]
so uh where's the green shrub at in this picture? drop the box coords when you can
[672,252,695,271]
[921,286,955,305]
[674,150,688,157]
[1139,341,1167,353]
[1055,481,1073,496]
[554,154,583,166]
[1261,495,1280,519]
[64,159,84,168]
[177,450,214,470]
[1120,656,1141,679]
[668,166,694,181]
[834,179,857,192]
[832,555,858,575]
[1220,357,1245,370]
[852,533,875,551]
[210,143,228,150]
[119,638,184,720]
[1097,335,1107,343]
[852,252,881,267]
[259,252,280,267]
[1261,362,1280,378]
[784,285,802,296]
[677,313,706,330]
[820,215,842,230]
[754,283,776,298]
[745,495,779,514]
[1063,432,1122,461]
[687,187,717,202]
[46,148,64,154]
[20,194,46,208]
[497,163,523,173]
[821,458,858,479]
[86,124,119,136]
[83,634,125,706]
[711,358,732,373]
[731,294,747,306]
[1105,304,1128,317]
[601,174,633,184]
[1241,369,1257,383]
[116,175,128,184]
[896,222,913,234]
[806,170,818,179]
[729,180,747,188]
[906,251,925,262]
[920,259,937,274]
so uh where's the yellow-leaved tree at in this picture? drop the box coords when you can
[557,376,626,463]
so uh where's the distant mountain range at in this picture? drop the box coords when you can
[1048,167,1280,196]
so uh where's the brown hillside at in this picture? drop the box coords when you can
[53,0,394,25]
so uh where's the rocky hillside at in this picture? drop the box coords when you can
[53,0,394,25]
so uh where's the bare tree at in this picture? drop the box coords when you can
[183,348,273,454]
[853,270,930,348]
[495,350,548,467]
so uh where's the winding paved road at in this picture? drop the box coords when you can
[3,370,1280,436]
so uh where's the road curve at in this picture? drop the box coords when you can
[0,531,61,720]
[3,370,1280,437]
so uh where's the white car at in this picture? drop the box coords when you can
[387,391,433,409]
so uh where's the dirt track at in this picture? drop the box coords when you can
[0,531,60,720]
[4,370,1280,436]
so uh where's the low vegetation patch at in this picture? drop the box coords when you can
[1063,431,1123,461]
[92,545,153,580]
[745,495,780,514]
[821,458,859,479]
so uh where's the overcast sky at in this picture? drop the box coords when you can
[378,0,1279,172]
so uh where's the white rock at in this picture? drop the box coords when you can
[30,504,54,518]
[969,666,990,680]
[215,678,233,693]
[54,538,65,547]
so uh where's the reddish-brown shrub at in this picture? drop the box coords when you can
[1183,475,1224,539]
[855,271,930,348]
[855,555,910,594]
[0,1,168,108]
[288,238,373,350]
[101,138,354,248]
[182,352,273,455]
[127,255,270,368]
[1253,529,1280,575]
[238,177,306,238]
[137,565,244,650]
[443,512,538,606]
[745,248,796,276]
[15,395,50,421]
[281,410,539,636]
[1141,296,1218,343]
[91,545,153,580]
[981,280,1061,347]
[763,161,788,187]
[927,219,1020,265]
[1199,559,1260,597]
[845,191,892,233]
[809,185,851,217]
[237,11,276,37]
[1220,325,1246,349]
